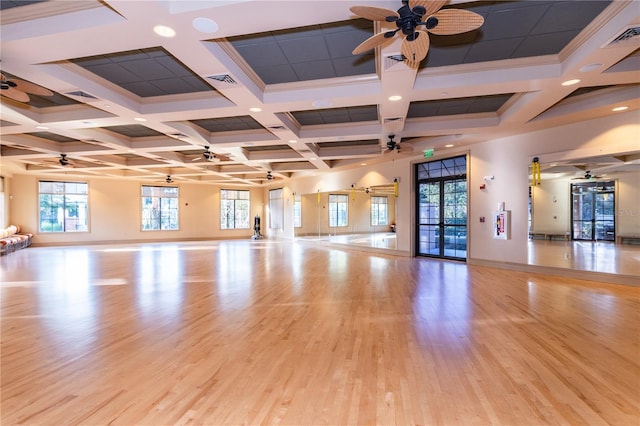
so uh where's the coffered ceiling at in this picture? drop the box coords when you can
[0,0,638,185]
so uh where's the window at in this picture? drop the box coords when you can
[39,181,89,232]
[141,185,179,230]
[269,188,283,230]
[329,194,348,227]
[293,194,302,228]
[221,189,250,229]
[371,196,388,226]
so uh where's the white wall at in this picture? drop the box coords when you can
[531,179,571,234]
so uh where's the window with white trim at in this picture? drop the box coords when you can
[141,185,179,230]
[329,194,348,227]
[371,196,388,226]
[39,180,89,232]
[221,189,250,229]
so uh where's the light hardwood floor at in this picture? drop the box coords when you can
[2,240,639,425]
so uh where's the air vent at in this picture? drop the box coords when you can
[383,117,404,124]
[65,90,98,99]
[604,26,640,47]
[206,74,238,85]
[384,55,411,71]
[267,125,286,131]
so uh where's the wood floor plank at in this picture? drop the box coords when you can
[1,240,639,425]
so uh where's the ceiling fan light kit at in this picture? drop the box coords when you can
[351,0,484,67]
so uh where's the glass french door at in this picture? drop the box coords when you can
[416,156,467,260]
[571,181,615,241]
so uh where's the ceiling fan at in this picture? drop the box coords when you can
[350,0,484,67]
[1,73,54,102]
[190,146,222,163]
[164,175,174,183]
[571,170,604,180]
[383,134,413,154]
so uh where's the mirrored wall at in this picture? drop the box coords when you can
[294,184,398,251]
[527,153,640,277]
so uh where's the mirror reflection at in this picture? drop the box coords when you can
[527,153,640,277]
[294,184,397,251]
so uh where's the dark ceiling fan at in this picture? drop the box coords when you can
[383,134,413,154]
[165,175,174,184]
[190,145,220,162]
[571,170,603,181]
[59,154,71,166]
[1,72,54,102]
[350,0,484,67]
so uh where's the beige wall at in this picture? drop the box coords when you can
[7,175,265,245]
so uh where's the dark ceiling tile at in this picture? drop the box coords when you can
[424,43,472,68]
[533,1,611,34]
[0,0,45,10]
[72,47,214,97]
[191,116,264,132]
[103,125,164,138]
[479,3,551,41]
[291,60,336,81]
[332,55,375,76]
[86,63,140,83]
[408,94,513,118]
[28,132,77,142]
[463,38,523,63]
[234,42,289,67]
[279,37,330,63]
[273,26,325,41]
[512,31,580,58]
[253,64,298,85]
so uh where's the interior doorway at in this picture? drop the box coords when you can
[571,181,615,241]
[415,156,467,260]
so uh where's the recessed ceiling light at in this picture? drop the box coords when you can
[561,79,581,86]
[249,107,262,112]
[312,99,332,108]
[445,144,454,148]
[612,106,629,112]
[134,117,147,122]
[310,157,317,160]
[192,17,218,33]
[388,95,402,101]
[360,162,367,166]
[36,125,49,130]
[289,139,297,144]
[153,25,176,38]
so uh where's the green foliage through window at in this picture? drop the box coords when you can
[221,189,250,229]
[141,185,179,230]
[39,181,88,232]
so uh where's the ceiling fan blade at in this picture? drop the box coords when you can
[410,0,447,17]
[401,30,430,64]
[427,9,485,35]
[11,79,53,96]
[350,6,399,22]
[1,87,30,102]
[352,31,393,55]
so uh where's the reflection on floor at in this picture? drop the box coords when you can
[297,232,397,250]
[528,239,640,276]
